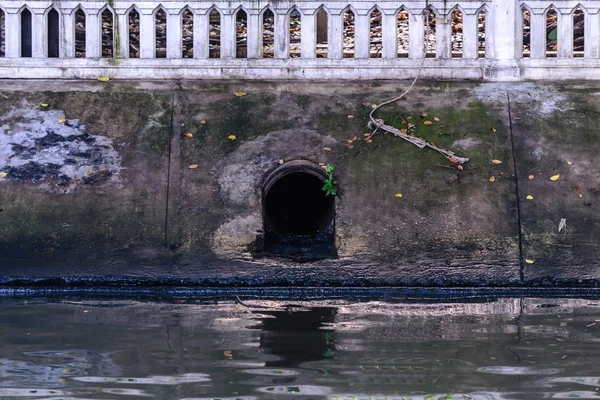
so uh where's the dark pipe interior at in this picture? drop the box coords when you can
[264,172,334,236]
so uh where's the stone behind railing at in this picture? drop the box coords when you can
[0,0,599,80]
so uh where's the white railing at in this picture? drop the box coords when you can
[0,0,599,80]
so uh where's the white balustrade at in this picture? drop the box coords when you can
[1,0,600,80]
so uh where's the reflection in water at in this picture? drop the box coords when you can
[252,307,337,369]
[0,298,599,399]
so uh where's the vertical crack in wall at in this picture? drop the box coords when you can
[164,93,179,247]
[507,92,524,282]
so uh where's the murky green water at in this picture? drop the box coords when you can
[0,297,599,399]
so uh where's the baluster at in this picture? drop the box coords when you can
[247,11,261,58]
[462,13,478,59]
[354,12,369,59]
[86,11,100,58]
[117,12,128,58]
[193,11,208,58]
[586,11,599,58]
[167,11,181,58]
[5,11,19,57]
[301,10,316,59]
[436,14,451,59]
[530,11,545,58]
[274,11,287,58]
[409,11,424,58]
[381,12,396,59]
[220,11,235,58]
[328,12,343,59]
[139,12,154,58]
[32,11,44,57]
[491,0,517,60]
[60,9,74,58]
[557,10,572,58]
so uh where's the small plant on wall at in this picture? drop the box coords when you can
[322,164,337,196]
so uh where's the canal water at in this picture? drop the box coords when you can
[0,296,599,399]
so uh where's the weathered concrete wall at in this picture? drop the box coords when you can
[0,80,598,286]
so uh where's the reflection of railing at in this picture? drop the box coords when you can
[0,0,599,80]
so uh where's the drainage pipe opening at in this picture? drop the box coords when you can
[259,160,336,260]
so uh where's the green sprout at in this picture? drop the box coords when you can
[322,164,337,196]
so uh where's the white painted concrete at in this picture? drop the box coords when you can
[0,0,599,80]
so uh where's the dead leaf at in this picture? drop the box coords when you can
[233,92,248,97]
[97,76,110,82]
[550,174,560,181]
[528,175,535,180]
[421,112,428,117]
[399,129,407,134]
[489,176,496,182]
[434,117,440,121]
[188,164,199,169]
[446,156,459,164]
[323,147,331,152]
[352,136,358,141]
[58,117,66,123]
[223,350,233,357]
[492,128,497,133]
[200,120,207,124]
[346,144,354,149]
[395,193,403,198]
[575,186,580,190]
[366,139,373,144]
[526,195,534,200]
[363,133,370,137]
[279,159,284,164]
[185,133,193,138]
[491,159,502,164]
[525,259,535,264]
[457,165,463,171]
[347,115,355,119]
[579,194,583,198]
[228,135,237,141]
[424,121,433,126]
[0,172,7,178]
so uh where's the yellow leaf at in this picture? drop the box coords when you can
[200,120,207,124]
[41,103,48,107]
[550,174,560,181]
[525,259,535,264]
[323,147,331,152]
[491,159,502,164]
[395,193,403,198]
[492,128,497,133]
[228,135,237,140]
[526,195,533,200]
[223,350,232,357]
[97,76,110,82]
[233,92,247,97]
[434,117,440,121]
[185,133,193,138]
[528,175,535,180]
[58,117,66,123]
[371,104,377,109]
[188,164,199,169]
[0,172,7,178]
[567,161,573,165]
[62,369,70,373]
[489,176,496,182]
[423,121,433,125]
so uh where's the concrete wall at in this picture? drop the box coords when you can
[0,80,599,286]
